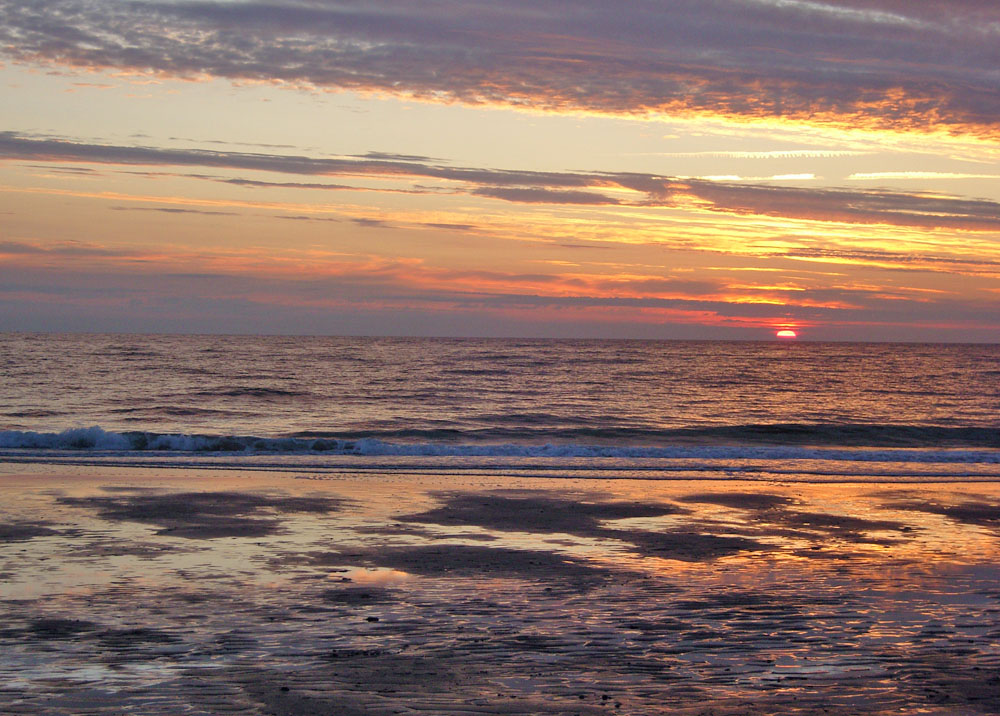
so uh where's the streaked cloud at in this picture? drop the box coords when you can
[3,239,997,340]
[2,1,1000,137]
[110,206,240,216]
[6,132,1000,233]
[472,187,621,206]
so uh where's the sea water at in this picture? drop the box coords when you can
[1,333,998,481]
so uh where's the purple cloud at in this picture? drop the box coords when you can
[1,1,999,135]
[5,132,1000,232]
[472,186,621,205]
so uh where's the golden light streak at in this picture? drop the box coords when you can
[7,163,1000,283]
[0,231,865,312]
[376,84,1000,150]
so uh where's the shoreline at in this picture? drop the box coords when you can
[4,452,1000,485]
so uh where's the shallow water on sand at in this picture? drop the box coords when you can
[2,465,1000,715]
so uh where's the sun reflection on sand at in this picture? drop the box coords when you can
[1,467,1000,714]
[339,568,412,586]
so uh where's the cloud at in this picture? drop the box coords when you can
[273,214,340,223]
[350,217,392,229]
[216,177,431,195]
[109,206,239,216]
[0,240,132,257]
[24,164,97,174]
[7,132,1000,232]
[167,136,300,150]
[785,247,1000,271]
[0,255,836,320]
[362,151,441,163]
[219,178,354,191]
[423,222,475,231]
[3,239,998,339]
[0,131,597,187]
[678,181,1000,231]
[472,186,621,205]
[1,1,999,137]
[0,241,49,255]
[3,258,996,340]
[0,237,943,311]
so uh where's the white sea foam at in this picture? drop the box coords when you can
[0,426,133,450]
[1,427,998,465]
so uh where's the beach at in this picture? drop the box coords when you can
[4,0,1000,709]
[3,463,1000,715]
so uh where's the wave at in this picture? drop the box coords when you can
[292,423,1000,448]
[107,406,242,417]
[188,387,310,398]
[6,409,66,418]
[1,426,998,464]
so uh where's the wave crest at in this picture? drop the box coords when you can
[1,426,998,464]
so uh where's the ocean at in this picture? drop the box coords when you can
[2,333,998,481]
[5,333,1000,714]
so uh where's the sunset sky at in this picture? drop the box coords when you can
[2,0,999,341]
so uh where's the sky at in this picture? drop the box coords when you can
[1,0,999,341]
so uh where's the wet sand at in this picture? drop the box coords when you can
[2,464,1000,714]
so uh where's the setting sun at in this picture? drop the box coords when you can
[776,329,798,339]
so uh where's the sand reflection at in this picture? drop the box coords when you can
[1,468,999,714]
[340,567,412,586]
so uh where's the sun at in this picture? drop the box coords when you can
[776,329,798,339]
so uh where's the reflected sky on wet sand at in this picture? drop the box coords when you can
[1,466,999,715]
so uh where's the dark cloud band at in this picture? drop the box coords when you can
[2,1,1000,136]
[5,131,1000,231]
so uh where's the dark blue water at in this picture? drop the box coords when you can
[2,334,998,479]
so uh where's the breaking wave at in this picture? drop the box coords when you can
[1,426,998,465]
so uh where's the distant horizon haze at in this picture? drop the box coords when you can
[1,328,997,345]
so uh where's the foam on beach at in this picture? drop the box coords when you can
[3,425,999,461]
